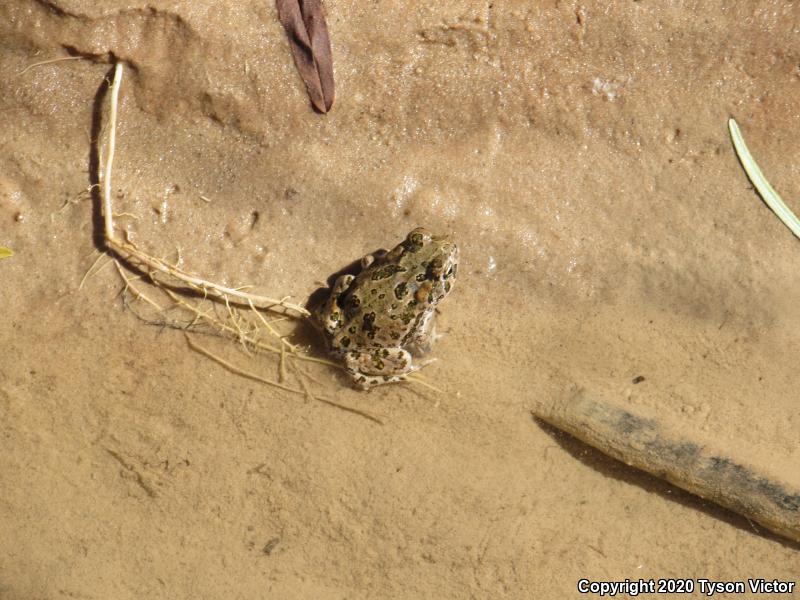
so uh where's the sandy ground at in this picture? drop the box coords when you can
[1,1,799,598]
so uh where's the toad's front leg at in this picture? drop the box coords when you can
[316,274,355,336]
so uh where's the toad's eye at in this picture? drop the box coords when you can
[405,231,425,252]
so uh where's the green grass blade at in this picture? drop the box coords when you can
[728,118,800,240]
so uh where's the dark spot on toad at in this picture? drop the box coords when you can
[362,312,376,332]
[371,265,407,280]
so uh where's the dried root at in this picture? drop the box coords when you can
[101,64,309,317]
[94,62,390,423]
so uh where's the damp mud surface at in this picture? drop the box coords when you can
[1,1,799,598]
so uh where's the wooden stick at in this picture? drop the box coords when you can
[533,387,800,543]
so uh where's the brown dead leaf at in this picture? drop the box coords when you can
[276,0,335,113]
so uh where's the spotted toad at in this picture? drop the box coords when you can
[315,227,458,389]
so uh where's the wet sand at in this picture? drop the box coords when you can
[1,1,798,598]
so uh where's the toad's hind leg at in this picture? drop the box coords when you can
[345,348,416,389]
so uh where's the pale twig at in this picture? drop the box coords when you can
[729,118,800,240]
[290,360,383,424]
[99,63,310,317]
[248,299,300,353]
[291,362,327,388]
[187,334,383,423]
[164,286,342,377]
[162,288,282,355]
[18,55,83,76]
[286,351,341,369]
[114,260,164,311]
[290,357,317,401]
[405,373,446,394]
[224,295,251,354]
[54,185,94,217]
[185,335,307,395]
[313,397,384,425]
[79,252,109,290]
